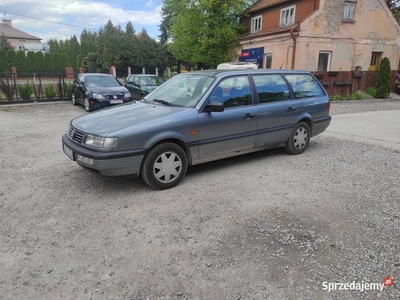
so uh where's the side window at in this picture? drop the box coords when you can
[210,76,252,108]
[126,75,133,84]
[252,74,291,103]
[284,74,325,99]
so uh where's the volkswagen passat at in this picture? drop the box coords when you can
[63,69,331,189]
[71,73,133,112]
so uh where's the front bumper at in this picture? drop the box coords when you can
[62,134,145,176]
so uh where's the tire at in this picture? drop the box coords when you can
[141,143,188,190]
[84,97,93,112]
[71,93,78,106]
[284,122,310,155]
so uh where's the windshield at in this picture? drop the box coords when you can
[144,74,215,108]
[139,76,164,86]
[86,76,121,87]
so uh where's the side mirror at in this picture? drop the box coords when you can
[207,102,224,112]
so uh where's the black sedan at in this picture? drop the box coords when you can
[72,73,133,112]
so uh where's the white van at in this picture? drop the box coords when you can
[217,62,258,70]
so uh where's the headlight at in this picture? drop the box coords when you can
[92,93,106,100]
[124,92,132,99]
[84,135,118,148]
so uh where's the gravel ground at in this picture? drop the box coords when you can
[0,100,399,300]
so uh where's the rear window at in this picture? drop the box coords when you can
[284,74,325,99]
[252,74,291,103]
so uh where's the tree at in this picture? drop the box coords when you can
[16,50,27,73]
[375,57,391,99]
[6,49,17,70]
[163,0,254,68]
[44,52,54,73]
[0,34,14,51]
[0,49,7,72]
[34,52,45,73]
[96,20,124,69]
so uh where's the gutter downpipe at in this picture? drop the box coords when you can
[290,24,299,70]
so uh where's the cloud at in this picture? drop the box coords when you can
[0,0,163,41]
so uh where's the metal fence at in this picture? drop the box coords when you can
[0,72,74,103]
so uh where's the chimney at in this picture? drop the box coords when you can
[2,20,12,27]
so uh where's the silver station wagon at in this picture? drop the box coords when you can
[62,69,331,190]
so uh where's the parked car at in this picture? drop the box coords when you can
[62,69,331,190]
[72,73,133,112]
[125,74,164,100]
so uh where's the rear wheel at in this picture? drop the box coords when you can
[284,122,310,155]
[141,143,188,190]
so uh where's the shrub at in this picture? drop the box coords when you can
[63,82,73,98]
[0,77,16,100]
[44,84,57,99]
[18,82,33,100]
[330,94,343,101]
[347,92,363,100]
[375,57,391,99]
[365,86,376,98]
[32,82,42,99]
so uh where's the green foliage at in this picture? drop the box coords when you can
[165,0,250,68]
[0,34,14,51]
[87,52,99,72]
[347,92,363,100]
[0,77,16,100]
[365,86,376,97]
[44,52,54,73]
[34,52,45,74]
[26,51,35,73]
[53,53,63,73]
[32,82,42,99]
[330,95,343,101]
[18,82,33,99]
[0,49,7,72]
[16,51,27,74]
[6,49,17,71]
[44,84,57,98]
[64,82,73,98]
[60,53,71,69]
[81,57,89,72]
[375,57,391,99]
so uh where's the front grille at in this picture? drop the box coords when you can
[67,124,85,143]
[105,94,124,100]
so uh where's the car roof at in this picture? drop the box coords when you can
[179,69,312,77]
[129,74,159,77]
[81,73,115,77]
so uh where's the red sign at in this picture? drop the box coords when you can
[241,52,250,57]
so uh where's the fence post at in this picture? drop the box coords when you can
[38,74,43,100]
[13,73,19,101]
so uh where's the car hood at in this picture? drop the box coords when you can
[89,86,129,94]
[71,101,193,136]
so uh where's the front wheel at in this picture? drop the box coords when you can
[84,97,93,112]
[141,143,188,190]
[71,93,78,106]
[284,122,310,155]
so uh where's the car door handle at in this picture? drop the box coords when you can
[243,113,256,119]
[287,107,297,112]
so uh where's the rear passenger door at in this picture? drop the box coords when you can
[252,74,299,146]
[198,75,258,159]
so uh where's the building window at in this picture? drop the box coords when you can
[251,16,262,33]
[280,5,296,27]
[19,39,26,42]
[318,52,331,71]
[343,2,356,21]
[265,54,272,69]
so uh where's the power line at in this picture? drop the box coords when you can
[0,10,98,31]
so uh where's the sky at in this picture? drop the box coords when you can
[0,0,164,42]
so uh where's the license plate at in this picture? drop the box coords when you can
[109,100,123,104]
[63,144,75,161]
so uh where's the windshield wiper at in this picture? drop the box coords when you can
[153,99,174,107]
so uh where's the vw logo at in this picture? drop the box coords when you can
[113,95,118,99]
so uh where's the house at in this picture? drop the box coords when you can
[0,19,41,51]
[238,0,400,71]
[23,43,50,55]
